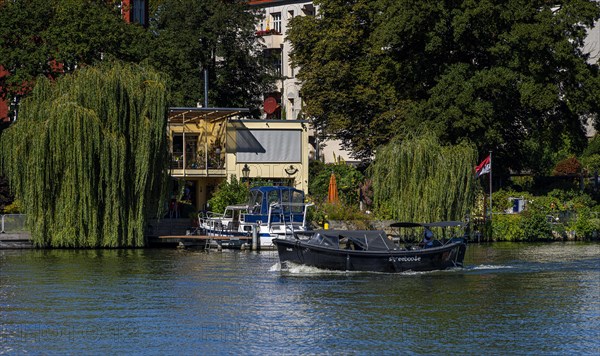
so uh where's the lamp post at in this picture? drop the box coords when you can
[242,164,250,186]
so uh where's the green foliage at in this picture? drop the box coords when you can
[307,202,370,230]
[0,1,273,119]
[491,214,524,242]
[3,199,21,214]
[148,0,274,114]
[306,202,327,228]
[546,189,596,211]
[0,61,169,247]
[583,134,600,157]
[370,133,477,222]
[571,208,595,239]
[520,210,553,241]
[320,202,369,223]
[491,185,600,241]
[207,175,249,214]
[580,154,600,174]
[510,176,535,192]
[289,0,600,170]
[308,161,364,205]
[0,0,148,100]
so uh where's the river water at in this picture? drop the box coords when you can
[1,243,598,355]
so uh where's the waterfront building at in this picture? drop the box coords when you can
[167,107,310,210]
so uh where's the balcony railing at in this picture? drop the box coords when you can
[170,151,224,171]
[255,29,281,36]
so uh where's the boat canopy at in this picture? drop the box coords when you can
[247,186,305,215]
[307,230,398,251]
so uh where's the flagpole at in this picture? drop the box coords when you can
[489,151,493,222]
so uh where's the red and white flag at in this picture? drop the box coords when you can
[475,155,491,177]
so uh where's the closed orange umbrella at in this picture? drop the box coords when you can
[327,172,339,204]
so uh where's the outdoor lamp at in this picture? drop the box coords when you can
[285,165,298,175]
[242,164,250,179]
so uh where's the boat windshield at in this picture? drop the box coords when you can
[306,230,396,251]
[223,208,242,220]
[291,191,304,213]
[248,190,263,214]
[307,232,339,247]
[268,190,280,206]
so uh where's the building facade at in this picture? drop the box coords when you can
[249,0,315,122]
[248,0,357,164]
[167,107,310,211]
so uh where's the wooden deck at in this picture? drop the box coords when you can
[157,235,251,240]
[0,232,33,249]
[147,234,253,249]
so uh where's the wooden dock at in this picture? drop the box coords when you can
[148,234,253,249]
[0,232,33,249]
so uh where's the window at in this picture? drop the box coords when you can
[302,4,315,16]
[264,48,282,76]
[132,0,147,26]
[271,12,281,33]
[288,10,294,20]
[171,134,201,169]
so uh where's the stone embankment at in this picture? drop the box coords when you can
[0,232,33,249]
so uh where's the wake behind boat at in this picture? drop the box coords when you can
[273,222,467,273]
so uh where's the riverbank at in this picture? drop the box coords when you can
[327,219,600,242]
[4,217,599,250]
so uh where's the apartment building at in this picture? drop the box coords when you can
[249,0,356,164]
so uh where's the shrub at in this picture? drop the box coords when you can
[521,210,553,241]
[321,202,369,221]
[207,175,249,214]
[552,156,582,176]
[492,214,524,241]
[3,199,21,214]
[308,162,364,206]
[571,208,596,239]
[582,134,600,157]
[580,154,600,174]
[510,176,534,191]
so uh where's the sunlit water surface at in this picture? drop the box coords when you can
[1,243,598,354]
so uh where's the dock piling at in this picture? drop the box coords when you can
[251,224,260,251]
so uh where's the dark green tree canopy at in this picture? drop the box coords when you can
[148,0,274,115]
[0,0,274,117]
[289,0,600,174]
[0,0,149,95]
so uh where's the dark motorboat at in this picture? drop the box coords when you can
[272,222,467,273]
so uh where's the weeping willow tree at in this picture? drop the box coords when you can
[0,62,169,248]
[370,134,477,222]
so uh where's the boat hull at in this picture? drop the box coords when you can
[273,238,466,273]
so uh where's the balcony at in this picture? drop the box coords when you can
[170,150,226,177]
[256,29,283,49]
